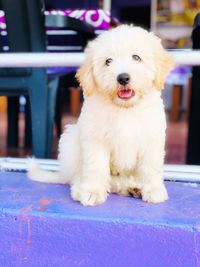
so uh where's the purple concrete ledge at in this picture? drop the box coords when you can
[0,172,200,267]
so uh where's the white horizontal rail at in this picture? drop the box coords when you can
[0,50,199,67]
[170,49,200,66]
[1,157,200,183]
[0,53,85,67]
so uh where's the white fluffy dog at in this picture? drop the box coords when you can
[28,25,174,206]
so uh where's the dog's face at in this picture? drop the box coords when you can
[76,25,174,108]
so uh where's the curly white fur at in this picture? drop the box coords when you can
[28,25,174,206]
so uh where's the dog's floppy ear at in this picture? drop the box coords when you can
[76,45,96,97]
[152,34,174,91]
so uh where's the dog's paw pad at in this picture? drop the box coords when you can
[71,184,108,206]
[128,187,142,198]
[142,186,168,203]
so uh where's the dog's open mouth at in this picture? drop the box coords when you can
[117,89,135,100]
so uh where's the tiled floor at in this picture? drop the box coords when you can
[0,112,188,164]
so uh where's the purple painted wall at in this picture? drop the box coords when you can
[0,172,200,266]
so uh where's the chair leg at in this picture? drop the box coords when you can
[46,77,59,158]
[29,71,48,158]
[24,96,32,148]
[70,87,81,116]
[7,96,19,148]
[55,85,62,137]
[170,85,182,122]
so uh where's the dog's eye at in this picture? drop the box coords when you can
[105,58,113,66]
[132,55,141,62]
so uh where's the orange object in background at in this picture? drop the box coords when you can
[0,97,7,113]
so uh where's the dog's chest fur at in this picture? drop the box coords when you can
[108,113,140,173]
[81,94,166,175]
[108,108,148,175]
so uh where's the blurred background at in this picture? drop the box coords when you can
[0,0,199,164]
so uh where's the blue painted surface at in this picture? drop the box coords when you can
[0,172,200,266]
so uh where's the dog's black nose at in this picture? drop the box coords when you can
[117,73,130,85]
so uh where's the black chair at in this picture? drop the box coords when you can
[0,1,96,157]
[46,12,95,136]
[0,0,59,158]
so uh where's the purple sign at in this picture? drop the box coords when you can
[0,10,6,29]
[0,9,111,30]
[45,9,110,29]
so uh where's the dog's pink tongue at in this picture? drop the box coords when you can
[117,89,134,99]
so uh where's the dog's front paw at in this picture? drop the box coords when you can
[71,183,108,206]
[142,185,168,203]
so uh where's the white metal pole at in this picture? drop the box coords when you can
[0,50,199,67]
[169,49,200,66]
[150,0,157,31]
[102,0,111,11]
[0,53,85,68]
[1,157,200,183]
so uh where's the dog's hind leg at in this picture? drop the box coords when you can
[58,124,81,184]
